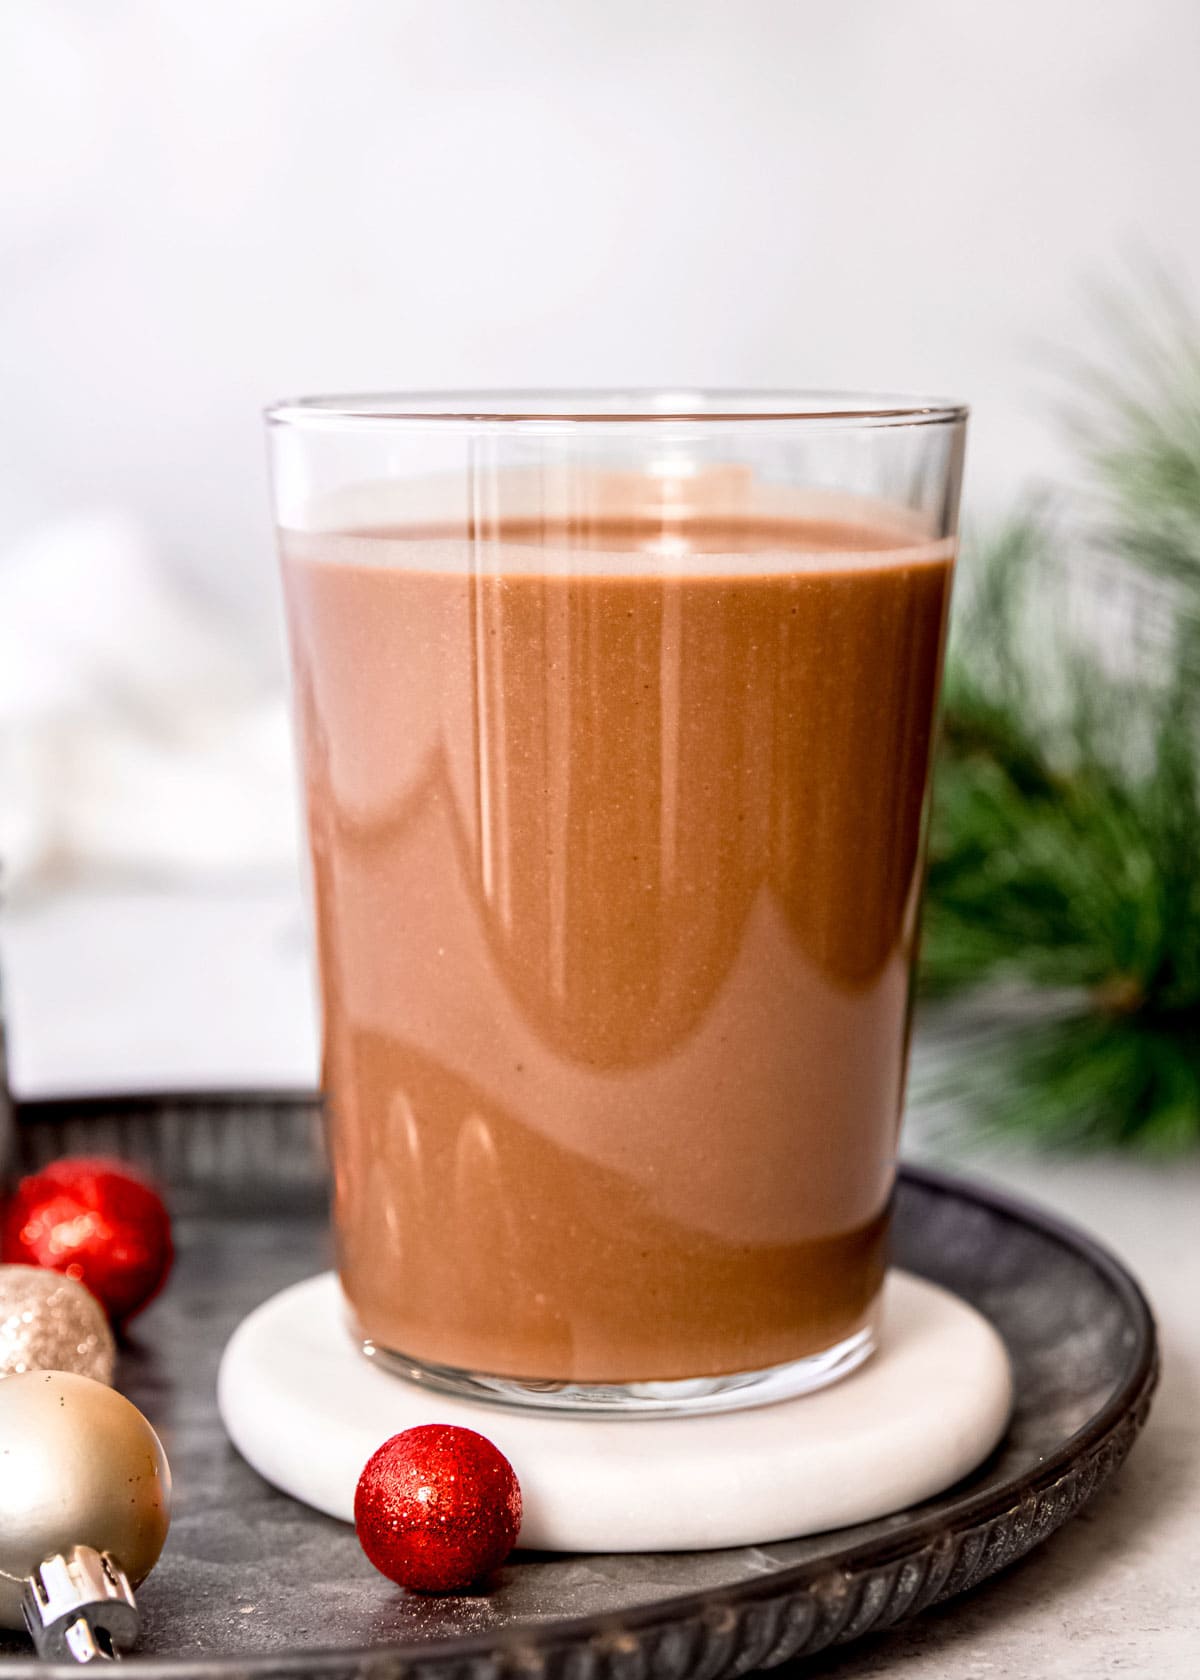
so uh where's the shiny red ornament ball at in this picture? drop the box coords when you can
[1,1156,173,1323]
[354,1424,522,1593]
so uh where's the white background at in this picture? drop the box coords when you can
[4,0,1199,646]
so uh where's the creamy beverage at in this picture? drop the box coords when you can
[281,482,953,1384]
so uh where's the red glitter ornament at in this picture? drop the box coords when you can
[354,1424,522,1593]
[1,1156,173,1323]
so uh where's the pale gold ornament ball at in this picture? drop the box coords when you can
[0,1265,115,1384]
[0,1371,172,1628]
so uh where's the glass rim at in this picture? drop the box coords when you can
[265,388,968,431]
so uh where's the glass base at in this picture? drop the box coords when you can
[360,1321,876,1417]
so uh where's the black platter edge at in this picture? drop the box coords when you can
[7,1090,1159,1680]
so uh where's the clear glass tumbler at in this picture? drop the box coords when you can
[268,392,966,1414]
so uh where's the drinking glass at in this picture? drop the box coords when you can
[268,392,967,1414]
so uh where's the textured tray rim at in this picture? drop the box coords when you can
[6,1094,1160,1680]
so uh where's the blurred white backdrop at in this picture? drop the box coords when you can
[2,0,1199,1085]
[5,0,1199,632]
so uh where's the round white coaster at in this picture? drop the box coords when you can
[218,1271,1011,1553]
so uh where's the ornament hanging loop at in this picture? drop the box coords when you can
[23,1546,139,1663]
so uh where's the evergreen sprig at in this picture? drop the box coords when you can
[919,291,1200,1151]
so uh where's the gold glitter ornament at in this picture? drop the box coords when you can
[0,1265,115,1384]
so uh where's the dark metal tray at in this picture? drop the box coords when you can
[3,1091,1157,1679]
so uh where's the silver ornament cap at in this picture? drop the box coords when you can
[0,1266,115,1385]
[0,1371,171,1629]
[24,1545,140,1661]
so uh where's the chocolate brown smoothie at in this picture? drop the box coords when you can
[281,481,953,1383]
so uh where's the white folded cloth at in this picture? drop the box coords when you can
[0,511,301,891]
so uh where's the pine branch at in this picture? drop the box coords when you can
[919,286,1200,1151]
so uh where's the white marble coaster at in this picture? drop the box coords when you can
[218,1270,1011,1553]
